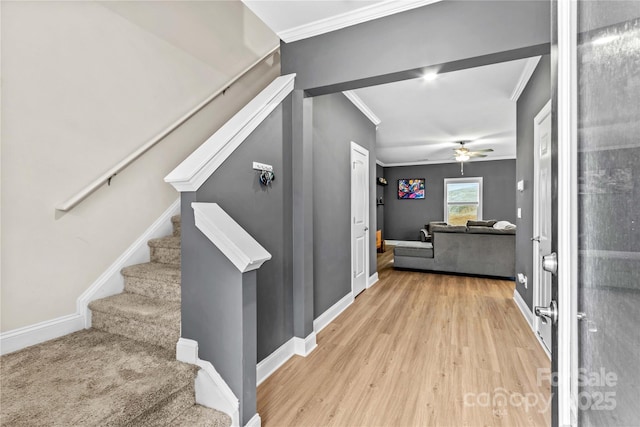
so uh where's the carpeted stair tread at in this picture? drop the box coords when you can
[122,262,180,302]
[148,236,180,266]
[171,215,181,237]
[148,236,180,248]
[89,293,180,349]
[172,405,232,427]
[0,329,196,427]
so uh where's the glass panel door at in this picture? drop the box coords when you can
[576,4,640,426]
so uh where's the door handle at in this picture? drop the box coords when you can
[542,252,558,275]
[364,226,369,231]
[531,236,541,242]
[534,300,558,325]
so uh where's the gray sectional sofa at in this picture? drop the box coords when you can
[393,221,516,278]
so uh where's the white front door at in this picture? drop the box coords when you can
[350,141,369,297]
[533,100,553,354]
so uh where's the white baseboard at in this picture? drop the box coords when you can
[512,289,551,360]
[256,338,294,386]
[177,338,240,427]
[78,198,180,327]
[245,413,261,427]
[367,272,379,288]
[0,313,84,356]
[293,332,317,357]
[0,199,181,356]
[313,292,354,334]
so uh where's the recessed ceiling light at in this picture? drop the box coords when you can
[422,72,438,82]
[592,34,620,45]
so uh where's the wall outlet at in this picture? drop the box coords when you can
[252,162,273,172]
[517,208,522,219]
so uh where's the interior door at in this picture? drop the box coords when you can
[351,141,369,297]
[533,101,553,354]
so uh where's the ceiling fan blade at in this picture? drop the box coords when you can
[468,153,488,157]
[472,148,494,152]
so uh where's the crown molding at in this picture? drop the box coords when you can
[380,155,517,168]
[278,0,442,43]
[343,91,381,126]
[376,159,386,167]
[510,56,542,101]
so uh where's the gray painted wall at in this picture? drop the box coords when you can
[515,55,551,309]
[187,102,293,363]
[281,1,550,93]
[376,164,385,235]
[383,160,516,241]
[312,93,377,317]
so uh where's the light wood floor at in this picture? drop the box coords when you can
[257,248,551,426]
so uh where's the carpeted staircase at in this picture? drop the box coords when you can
[1,215,232,427]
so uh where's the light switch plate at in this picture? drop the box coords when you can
[517,180,524,192]
[517,208,522,218]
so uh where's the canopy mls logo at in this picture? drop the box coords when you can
[538,367,618,412]
[463,367,618,415]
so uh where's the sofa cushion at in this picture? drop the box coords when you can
[467,226,516,235]
[431,225,467,233]
[393,242,434,258]
[467,220,497,227]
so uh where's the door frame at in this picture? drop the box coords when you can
[532,99,553,358]
[350,141,370,297]
[556,0,578,425]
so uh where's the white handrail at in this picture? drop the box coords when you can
[56,45,280,212]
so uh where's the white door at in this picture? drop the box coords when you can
[350,141,369,297]
[533,100,553,354]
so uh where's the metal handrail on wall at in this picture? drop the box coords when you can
[56,45,280,212]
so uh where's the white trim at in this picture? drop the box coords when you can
[312,292,354,335]
[510,56,542,101]
[192,203,271,273]
[0,313,84,356]
[293,333,317,357]
[256,338,294,386]
[277,0,442,43]
[0,200,181,355]
[176,337,199,365]
[342,91,381,126]
[245,413,261,427]
[558,0,578,425]
[165,74,296,192]
[380,155,516,168]
[78,199,180,328]
[176,338,240,427]
[367,272,379,288]
[513,290,551,360]
[376,159,386,167]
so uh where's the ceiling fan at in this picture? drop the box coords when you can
[453,141,494,175]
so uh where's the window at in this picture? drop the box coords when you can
[444,177,483,225]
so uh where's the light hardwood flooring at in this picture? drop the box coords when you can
[257,247,551,426]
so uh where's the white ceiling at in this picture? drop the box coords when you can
[355,58,538,166]
[242,0,540,166]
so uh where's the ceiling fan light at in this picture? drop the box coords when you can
[422,72,438,82]
[456,154,470,162]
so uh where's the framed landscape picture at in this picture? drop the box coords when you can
[398,178,425,199]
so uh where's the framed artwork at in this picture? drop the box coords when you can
[398,178,425,199]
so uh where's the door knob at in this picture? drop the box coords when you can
[535,300,558,325]
[531,236,541,242]
[542,252,558,275]
[364,226,369,231]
